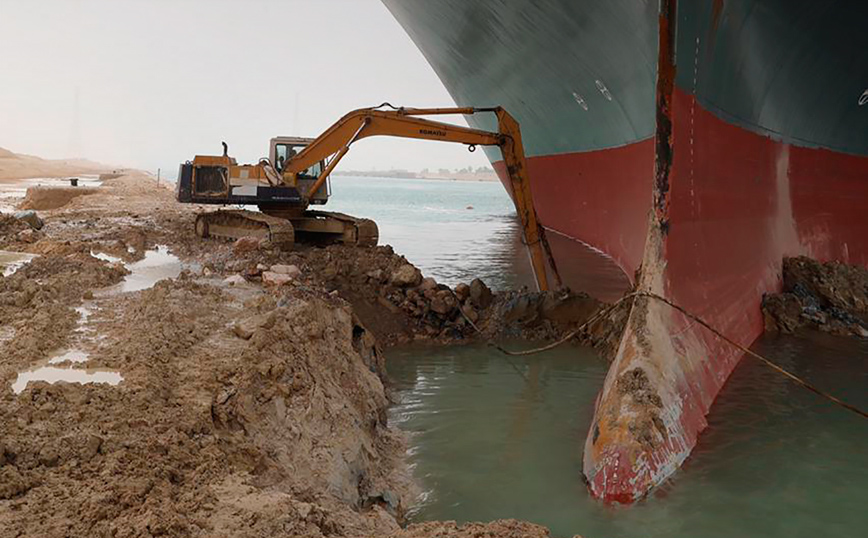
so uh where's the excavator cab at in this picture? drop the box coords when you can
[176,139,329,207]
[269,137,329,204]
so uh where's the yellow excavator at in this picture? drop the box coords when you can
[177,105,558,291]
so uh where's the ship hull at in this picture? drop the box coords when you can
[383,0,868,502]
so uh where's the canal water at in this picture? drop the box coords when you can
[326,175,535,291]
[388,335,868,538]
[331,176,868,537]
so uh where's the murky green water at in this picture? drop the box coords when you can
[388,333,868,538]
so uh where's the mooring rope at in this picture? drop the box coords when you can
[455,290,868,420]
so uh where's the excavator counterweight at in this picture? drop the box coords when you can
[177,105,558,291]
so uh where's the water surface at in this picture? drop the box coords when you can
[326,176,534,290]
[388,333,868,538]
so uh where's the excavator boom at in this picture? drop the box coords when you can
[282,105,558,292]
[178,105,557,291]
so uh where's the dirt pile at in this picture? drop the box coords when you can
[20,185,99,210]
[0,213,29,242]
[762,256,868,337]
[211,242,616,354]
[1,274,414,537]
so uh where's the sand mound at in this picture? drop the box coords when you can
[19,186,99,210]
[0,147,110,180]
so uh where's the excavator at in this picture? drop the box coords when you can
[176,105,558,291]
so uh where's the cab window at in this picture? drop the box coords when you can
[276,143,323,178]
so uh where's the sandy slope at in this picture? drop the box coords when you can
[0,146,113,181]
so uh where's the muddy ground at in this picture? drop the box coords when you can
[762,256,868,337]
[0,172,593,537]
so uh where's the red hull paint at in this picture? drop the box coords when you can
[494,140,654,302]
[582,87,868,502]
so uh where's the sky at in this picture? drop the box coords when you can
[0,0,490,176]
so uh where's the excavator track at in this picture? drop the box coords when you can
[195,209,295,250]
[303,210,379,247]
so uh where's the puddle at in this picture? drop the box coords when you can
[12,366,122,394]
[48,348,91,364]
[97,245,191,295]
[91,251,122,264]
[75,304,93,324]
[0,251,37,276]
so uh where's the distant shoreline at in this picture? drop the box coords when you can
[333,171,500,183]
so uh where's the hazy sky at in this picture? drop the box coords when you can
[0,0,490,176]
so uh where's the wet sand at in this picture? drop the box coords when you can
[0,167,575,537]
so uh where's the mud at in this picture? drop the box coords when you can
[762,256,868,337]
[0,171,607,537]
[19,186,99,210]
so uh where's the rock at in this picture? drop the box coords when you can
[14,210,43,230]
[296,501,313,520]
[82,435,103,461]
[469,278,493,309]
[390,264,422,287]
[430,297,449,315]
[418,277,437,292]
[461,304,479,323]
[366,269,383,282]
[223,275,246,286]
[262,271,293,286]
[376,296,401,314]
[232,236,260,255]
[233,312,276,340]
[454,283,470,302]
[0,467,31,499]
[16,228,39,243]
[38,445,59,467]
[202,267,213,277]
[270,264,301,278]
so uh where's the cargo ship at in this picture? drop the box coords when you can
[383,0,868,502]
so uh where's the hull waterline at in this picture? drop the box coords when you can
[383,0,868,502]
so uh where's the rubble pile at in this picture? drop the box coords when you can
[762,256,868,337]
[214,242,617,353]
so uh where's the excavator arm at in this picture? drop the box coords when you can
[283,105,560,292]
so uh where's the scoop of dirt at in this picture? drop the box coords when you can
[19,186,99,210]
[762,256,868,337]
